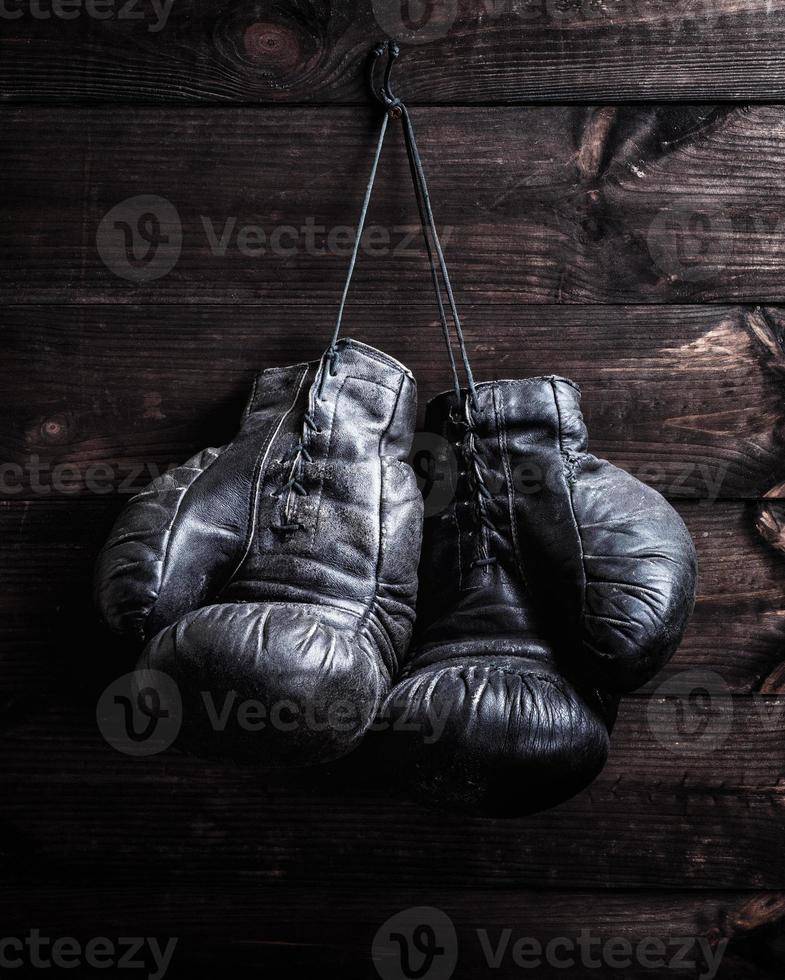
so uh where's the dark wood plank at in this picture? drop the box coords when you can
[2,691,785,891]
[1,886,781,979]
[8,106,785,303]
[4,0,785,104]
[4,0,783,944]
[4,304,785,500]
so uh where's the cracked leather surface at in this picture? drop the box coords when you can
[94,339,423,765]
[378,376,697,816]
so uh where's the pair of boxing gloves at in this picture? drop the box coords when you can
[94,338,697,816]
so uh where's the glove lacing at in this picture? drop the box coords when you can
[271,410,321,535]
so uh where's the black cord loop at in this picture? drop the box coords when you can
[368,40,478,408]
[274,43,488,555]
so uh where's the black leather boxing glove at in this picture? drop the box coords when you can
[378,377,697,816]
[95,340,423,765]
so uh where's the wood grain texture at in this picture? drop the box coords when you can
[8,105,785,303]
[5,5,785,951]
[2,692,785,891]
[4,304,785,500]
[4,0,785,105]
[1,887,781,979]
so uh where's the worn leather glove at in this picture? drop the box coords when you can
[378,377,697,816]
[95,339,423,765]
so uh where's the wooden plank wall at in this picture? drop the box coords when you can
[3,2,785,977]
